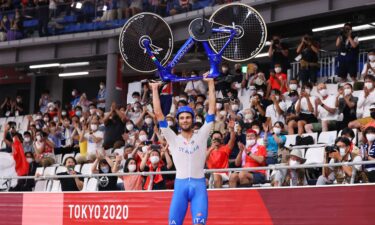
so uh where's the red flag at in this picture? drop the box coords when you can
[12,138,29,176]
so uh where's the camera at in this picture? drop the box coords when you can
[325,145,338,153]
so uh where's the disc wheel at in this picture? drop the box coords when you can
[119,13,174,73]
[209,3,267,62]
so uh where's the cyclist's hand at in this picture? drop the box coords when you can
[149,81,162,90]
[203,72,214,83]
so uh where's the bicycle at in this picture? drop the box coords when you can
[119,3,267,82]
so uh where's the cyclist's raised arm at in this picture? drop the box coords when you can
[150,82,165,122]
[203,72,216,116]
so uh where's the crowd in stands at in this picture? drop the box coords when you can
[0,23,375,192]
[0,0,235,41]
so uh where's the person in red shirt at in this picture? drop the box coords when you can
[229,129,266,188]
[206,120,236,188]
[267,64,288,97]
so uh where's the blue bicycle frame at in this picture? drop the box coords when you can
[142,27,237,82]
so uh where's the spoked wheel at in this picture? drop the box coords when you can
[119,13,174,73]
[209,3,267,62]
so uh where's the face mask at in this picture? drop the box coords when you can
[16,98,21,103]
[369,55,375,61]
[196,107,204,114]
[196,119,203,123]
[89,108,96,115]
[273,127,281,135]
[304,89,311,95]
[150,156,160,164]
[275,67,282,73]
[366,133,375,142]
[36,115,42,120]
[61,111,67,116]
[72,91,76,96]
[75,111,82,117]
[179,97,187,102]
[36,135,42,141]
[96,111,102,117]
[235,83,242,89]
[290,96,298,103]
[133,97,139,103]
[24,137,31,142]
[344,88,351,96]
[216,103,222,110]
[126,124,134,131]
[257,91,264,97]
[253,128,260,135]
[289,159,300,167]
[246,139,256,147]
[220,111,227,117]
[139,135,148,142]
[128,164,136,172]
[53,117,59,123]
[145,118,153,125]
[142,146,149,153]
[26,158,33,163]
[365,82,373,89]
[100,84,105,89]
[133,106,139,111]
[90,124,98,131]
[274,95,280,101]
[36,125,41,130]
[231,104,239,111]
[290,84,298,91]
[43,117,49,122]
[245,114,252,120]
[101,166,109,173]
[254,78,264,86]
[167,121,173,127]
[339,147,347,157]
[319,89,328,97]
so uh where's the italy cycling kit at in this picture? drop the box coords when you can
[159,114,215,225]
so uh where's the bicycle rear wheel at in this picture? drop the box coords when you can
[119,13,174,73]
[209,3,267,62]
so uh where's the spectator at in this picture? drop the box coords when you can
[361,49,375,77]
[33,130,55,167]
[2,121,20,153]
[39,90,50,114]
[285,90,299,134]
[97,82,106,111]
[349,75,375,130]
[283,79,299,102]
[250,94,267,124]
[305,83,338,133]
[117,0,129,19]
[336,23,359,82]
[126,0,142,18]
[184,71,207,96]
[77,93,91,113]
[12,152,39,191]
[114,157,143,191]
[7,9,24,41]
[265,89,287,128]
[79,118,104,157]
[215,63,232,97]
[57,157,84,191]
[23,131,34,153]
[91,152,118,191]
[70,89,80,108]
[229,129,266,187]
[0,15,10,41]
[317,137,362,185]
[361,126,375,182]
[336,83,358,129]
[35,0,50,37]
[266,65,288,97]
[263,121,286,165]
[294,83,317,135]
[140,147,173,190]
[206,121,235,188]
[268,35,290,74]
[272,149,307,186]
[340,128,360,155]
[103,103,125,149]
[1,96,12,116]
[14,95,24,116]
[296,34,320,85]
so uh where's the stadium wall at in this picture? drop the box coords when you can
[0,184,374,225]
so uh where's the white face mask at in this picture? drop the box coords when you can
[53,117,59,123]
[273,127,281,135]
[219,111,227,117]
[339,147,347,157]
[222,67,228,73]
[142,146,148,153]
[289,159,300,167]
[367,133,375,142]
[290,84,298,91]
[139,135,148,142]
[26,158,33,163]
[216,103,222,110]
[344,88,351,96]
[133,97,139,102]
[196,119,203,124]
[145,118,153,125]
[101,166,110,173]
[127,153,133,159]
[274,67,282,73]
[72,91,76,96]
[365,82,373,89]
[235,83,242,89]
[257,91,264,97]
[43,117,49,122]
[61,111,67,116]
[231,104,239,111]
[244,114,252,120]
[179,97,187,102]
[89,108,96,115]
[167,121,173,127]
[126,124,134,131]
[319,89,328,97]
[150,156,160,164]
[128,164,136,172]
[304,89,311,95]
[369,55,375,61]
[90,124,98,131]
[100,84,105,89]
[24,137,31,142]
[246,139,256,147]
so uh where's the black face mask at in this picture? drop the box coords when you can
[371,111,375,120]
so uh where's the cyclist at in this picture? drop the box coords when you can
[149,73,215,225]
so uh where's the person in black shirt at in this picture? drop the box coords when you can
[57,157,84,191]
[268,35,290,74]
[103,102,126,149]
[1,121,21,153]
[11,152,39,192]
[296,34,320,85]
[91,153,118,191]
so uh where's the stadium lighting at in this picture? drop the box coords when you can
[60,62,90,68]
[29,63,60,69]
[353,23,375,31]
[254,52,269,58]
[359,35,375,42]
[312,23,345,32]
[265,41,271,46]
[58,71,89,77]
[103,5,108,11]
[76,2,82,9]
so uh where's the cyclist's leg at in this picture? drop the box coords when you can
[190,178,208,225]
[169,179,189,225]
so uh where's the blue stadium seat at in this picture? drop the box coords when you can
[23,19,38,28]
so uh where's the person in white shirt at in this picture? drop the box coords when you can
[80,120,104,156]
[295,83,318,135]
[361,49,375,77]
[265,89,287,129]
[349,75,375,130]
[305,83,338,132]
[150,71,215,225]
[184,71,207,95]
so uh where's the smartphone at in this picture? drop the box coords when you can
[241,65,248,74]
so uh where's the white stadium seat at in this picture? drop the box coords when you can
[304,147,325,164]
[318,131,337,145]
[83,178,98,192]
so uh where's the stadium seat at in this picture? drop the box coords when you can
[43,166,57,176]
[305,132,318,144]
[74,164,82,173]
[318,131,337,145]
[81,163,93,175]
[0,117,6,132]
[56,166,67,174]
[34,180,48,192]
[50,180,61,192]
[304,147,325,164]
[23,19,38,28]
[83,178,98,192]
[285,134,298,147]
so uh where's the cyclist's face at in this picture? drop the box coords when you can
[178,113,193,131]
